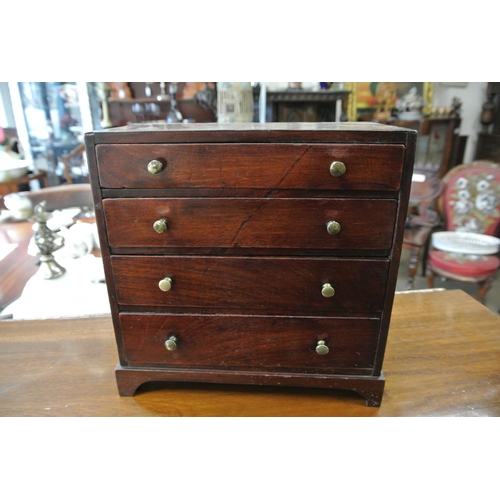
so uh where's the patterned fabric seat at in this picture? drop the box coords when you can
[428,250,499,278]
[426,161,500,302]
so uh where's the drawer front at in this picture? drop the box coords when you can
[103,198,397,250]
[96,143,405,191]
[111,256,389,314]
[120,313,380,374]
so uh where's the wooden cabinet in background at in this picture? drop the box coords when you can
[266,90,350,123]
[105,83,217,126]
[476,82,500,163]
[391,117,463,178]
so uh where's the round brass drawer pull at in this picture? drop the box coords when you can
[321,283,335,298]
[147,159,164,175]
[315,340,329,355]
[326,220,341,235]
[158,277,172,292]
[329,161,346,177]
[165,335,178,351]
[153,219,168,233]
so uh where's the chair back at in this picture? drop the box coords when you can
[61,144,88,184]
[409,171,443,222]
[439,161,500,236]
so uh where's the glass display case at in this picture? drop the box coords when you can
[8,82,100,185]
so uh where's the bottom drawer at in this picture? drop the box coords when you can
[119,313,380,375]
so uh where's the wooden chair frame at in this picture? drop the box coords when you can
[61,144,87,184]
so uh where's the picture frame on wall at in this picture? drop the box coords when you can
[344,82,434,121]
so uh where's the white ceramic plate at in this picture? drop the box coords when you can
[432,231,500,255]
[0,160,30,182]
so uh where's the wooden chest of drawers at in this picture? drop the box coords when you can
[85,122,416,406]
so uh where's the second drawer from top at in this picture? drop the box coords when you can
[103,197,397,251]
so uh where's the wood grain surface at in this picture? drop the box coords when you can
[88,121,416,145]
[96,143,404,191]
[103,197,397,250]
[119,313,379,374]
[110,255,390,314]
[1,289,499,416]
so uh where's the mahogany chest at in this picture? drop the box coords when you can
[85,122,416,406]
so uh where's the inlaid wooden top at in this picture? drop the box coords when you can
[1,289,499,416]
[87,121,416,144]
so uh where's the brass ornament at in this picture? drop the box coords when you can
[159,277,172,292]
[321,283,335,298]
[153,219,168,233]
[165,336,178,351]
[326,221,341,235]
[329,161,346,177]
[315,340,329,355]
[147,159,164,175]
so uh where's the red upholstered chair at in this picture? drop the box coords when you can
[425,161,500,301]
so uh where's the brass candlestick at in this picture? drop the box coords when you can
[96,82,113,128]
[30,201,66,279]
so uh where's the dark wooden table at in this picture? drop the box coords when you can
[1,289,499,416]
[0,219,39,312]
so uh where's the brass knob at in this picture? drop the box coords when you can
[315,340,329,355]
[329,161,346,177]
[165,335,177,351]
[326,220,341,235]
[158,277,172,291]
[321,283,335,298]
[153,219,168,233]
[147,159,164,175]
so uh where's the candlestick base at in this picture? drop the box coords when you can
[38,255,66,280]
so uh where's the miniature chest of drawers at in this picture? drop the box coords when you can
[85,122,416,406]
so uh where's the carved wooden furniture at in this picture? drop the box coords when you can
[104,83,217,127]
[266,90,350,122]
[426,161,500,301]
[476,82,500,163]
[391,117,462,178]
[84,122,416,407]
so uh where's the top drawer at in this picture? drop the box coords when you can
[95,143,405,191]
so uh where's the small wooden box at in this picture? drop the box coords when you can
[85,122,416,406]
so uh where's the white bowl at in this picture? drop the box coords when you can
[2,192,33,219]
[432,231,500,255]
[0,149,30,182]
[0,163,29,182]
